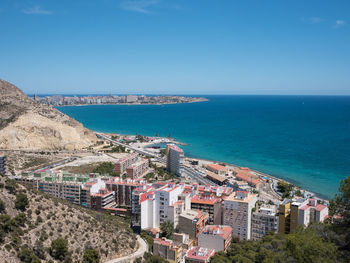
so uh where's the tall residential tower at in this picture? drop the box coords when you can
[166,144,184,176]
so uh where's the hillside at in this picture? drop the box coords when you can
[0,79,97,150]
[0,175,137,262]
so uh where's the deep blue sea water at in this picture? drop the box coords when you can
[57,96,350,199]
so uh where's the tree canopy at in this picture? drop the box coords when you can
[211,227,338,263]
[50,238,69,261]
[160,221,174,240]
[82,248,100,263]
[15,193,29,211]
[329,176,350,259]
[212,176,350,263]
[93,162,119,177]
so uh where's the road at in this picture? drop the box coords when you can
[183,166,216,186]
[34,157,77,172]
[103,235,147,263]
[96,132,159,159]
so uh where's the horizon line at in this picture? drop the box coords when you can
[27,93,350,97]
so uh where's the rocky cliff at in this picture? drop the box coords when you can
[0,79,98,150]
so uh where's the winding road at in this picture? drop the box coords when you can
[103,235,148,263]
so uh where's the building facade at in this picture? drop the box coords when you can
[126,159,149,179]
[279,198,329,234]
[114,153,138,175]
[178,210,208,240]
[191,195,222,225]
[166,144,184,176]
[155,184,185,228]
[223,191,257,240]
[198,225,233,252]
[106,177,146,208]
[153,238,182,263]
[251,206,278,241]
[206,164,228,176]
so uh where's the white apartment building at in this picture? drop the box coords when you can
[140,191,157,229]
[251,206,278,241]
[298,198,329,227]
[126,95,138,103]
[155,184,185,228]
[166,144,184,176]
[131,185,155,230]
[136,183,185,230]
[223,191,257,240]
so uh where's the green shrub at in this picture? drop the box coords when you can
[15,193,29,211]
[5,179,17,194]
[50,238,69,261]
[82,248,100,263]
[0,199,6,213]
[93,162,119,176]
[17,247,40,263]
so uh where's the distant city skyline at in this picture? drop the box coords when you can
[1,0,349,95]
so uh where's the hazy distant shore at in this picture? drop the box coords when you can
[56,99,209,107]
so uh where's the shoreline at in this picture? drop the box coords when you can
[52,99,209,107]
[185,155,328,201]
[101,132,329,202]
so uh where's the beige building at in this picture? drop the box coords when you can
[126,158,149,179]
[153,237,182,263]
[198,225,232,252]
[223,191,257,240]
[206,163,228,176]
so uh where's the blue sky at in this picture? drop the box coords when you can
[0,0,349,95]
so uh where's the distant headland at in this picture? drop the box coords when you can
[32,94,208,106]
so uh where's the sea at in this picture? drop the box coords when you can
[56,95,350,199]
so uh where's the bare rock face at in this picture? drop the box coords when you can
[0,79,97,150]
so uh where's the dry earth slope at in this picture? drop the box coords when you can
[0,176,137,262]
[0,79,97,150]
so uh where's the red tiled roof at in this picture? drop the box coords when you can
[207,163,227,171]
[186,247,215,261]
[299,203,327,212]
[235,172,262,186]
[168,144,184,153]
[191,194,220,205]
[200,225,232,240]
[316,204,327,211]
[139,191,155,203]
[154,238,172,247]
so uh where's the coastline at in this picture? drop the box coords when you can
[53,98,209,107]
[101,132,328,202]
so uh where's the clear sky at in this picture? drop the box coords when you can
[0,0,349,95]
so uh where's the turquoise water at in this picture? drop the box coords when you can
[57,96,350,199]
